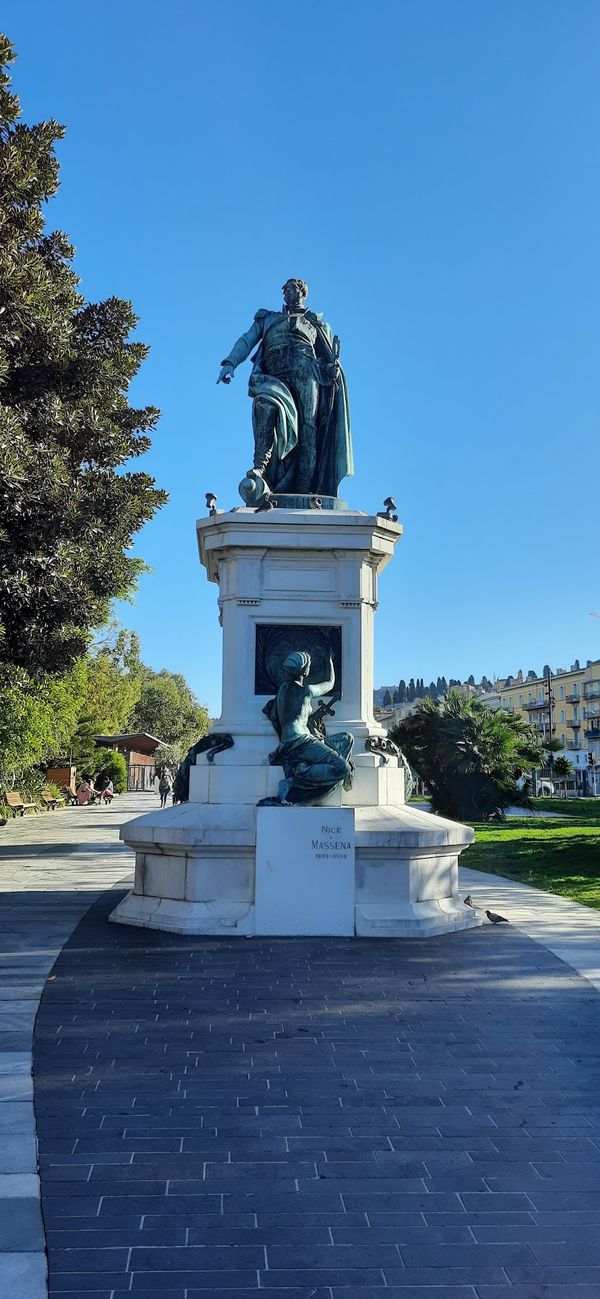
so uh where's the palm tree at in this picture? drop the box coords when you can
[552,754,574,797]
[390,690,544,822]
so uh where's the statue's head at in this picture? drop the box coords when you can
[282,650,311,680]
[282,278,308,310]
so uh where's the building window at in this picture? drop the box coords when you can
[561,733,566,744]
[559,685,564,700]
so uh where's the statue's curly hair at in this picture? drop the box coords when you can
[282,278,308,299]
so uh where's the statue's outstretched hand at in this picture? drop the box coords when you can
[217,363,234,385]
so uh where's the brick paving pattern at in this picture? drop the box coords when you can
[34,888,600,1299]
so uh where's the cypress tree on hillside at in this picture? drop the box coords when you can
[0,36,167,674]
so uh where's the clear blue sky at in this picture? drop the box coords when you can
[7,1,600,713]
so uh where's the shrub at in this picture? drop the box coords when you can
[96,750,127,794]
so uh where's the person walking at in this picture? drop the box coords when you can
[159,770,172,808]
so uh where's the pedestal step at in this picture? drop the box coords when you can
[110,801,481,938]
[189,757,404,807]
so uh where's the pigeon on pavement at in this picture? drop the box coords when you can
[463,895,475,908]
[486,909,509,924]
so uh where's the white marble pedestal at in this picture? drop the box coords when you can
[255,807,355,935]
[111,506,481,939]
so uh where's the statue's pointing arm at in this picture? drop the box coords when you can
[216,311,266,384]
[308,656,336,699]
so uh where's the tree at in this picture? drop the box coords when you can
[68,628,143,772]
[552,754,574,797]
[128,669,209,761]
[397,680,406,703]
[0,36,167,675]
[382,689,392,707]
[96,749,127,793]
[0,659,84,790]
[390,690,543,822]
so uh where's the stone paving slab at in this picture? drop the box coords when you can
[33,886,600,1298]
[0,794,145,1299]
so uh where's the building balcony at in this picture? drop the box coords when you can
[568,718,581,728]
[525,700,546,711]
[586,725,600,739]
[584,686,600,700]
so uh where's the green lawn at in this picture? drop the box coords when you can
[465,798,600,910]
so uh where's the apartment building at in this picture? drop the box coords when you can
[498,660,600,794]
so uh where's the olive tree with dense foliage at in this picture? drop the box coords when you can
[390,691,544,822]
[0,35,166,676]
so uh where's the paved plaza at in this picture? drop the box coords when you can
[2,797,600,1297]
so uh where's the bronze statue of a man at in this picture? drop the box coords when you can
[218,279,353,501]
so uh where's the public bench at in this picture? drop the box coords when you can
[5,791,36,817]
[41,787,65,811]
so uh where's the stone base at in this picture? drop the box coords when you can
[110,893,254,935]
[189,751,404,807]
[259,494,348,511]
[355,899,481,938]
[254,806,355,935]
[110,801,482,939]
